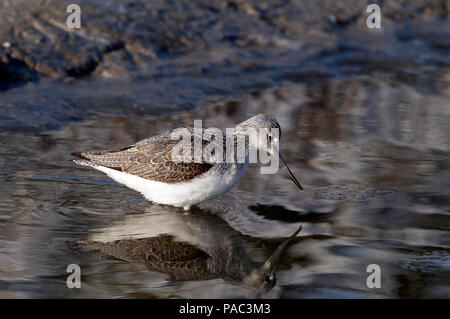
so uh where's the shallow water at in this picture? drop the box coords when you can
[1,0,450,299]
[0,72,449,298]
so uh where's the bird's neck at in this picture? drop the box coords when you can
[230,124,259,163]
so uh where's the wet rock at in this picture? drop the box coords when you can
[0,0,447,82]
[0,0,448,135]
[0,50,39,90]
[401,20,450,50]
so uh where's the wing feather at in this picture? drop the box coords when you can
[72,128,226,183]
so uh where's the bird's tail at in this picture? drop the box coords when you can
[71,152,96,167]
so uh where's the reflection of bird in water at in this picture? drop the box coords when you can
[71,114,302,210]
[78,205,301,297]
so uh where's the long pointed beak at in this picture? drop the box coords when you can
[263,225,302,273]
[279,154,303,191]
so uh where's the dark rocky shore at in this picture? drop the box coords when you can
[0,0,448,134]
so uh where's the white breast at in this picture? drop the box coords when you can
[94,163,248,208]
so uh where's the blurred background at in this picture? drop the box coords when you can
[0,0,449,298]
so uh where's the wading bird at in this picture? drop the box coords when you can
[72,114,303,210]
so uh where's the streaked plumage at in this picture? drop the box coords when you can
[72,114,303,209]
[72,128,215,183]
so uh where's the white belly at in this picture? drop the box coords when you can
[94,164,248,208]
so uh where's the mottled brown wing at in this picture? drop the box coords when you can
[72,129,222,183]
[79,235,215,281]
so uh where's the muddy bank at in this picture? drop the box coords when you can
[0,0,449,134]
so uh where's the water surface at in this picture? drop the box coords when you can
[0,0,449,299]
[1,73,449,298]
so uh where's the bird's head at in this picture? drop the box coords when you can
[236,114,303,190]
